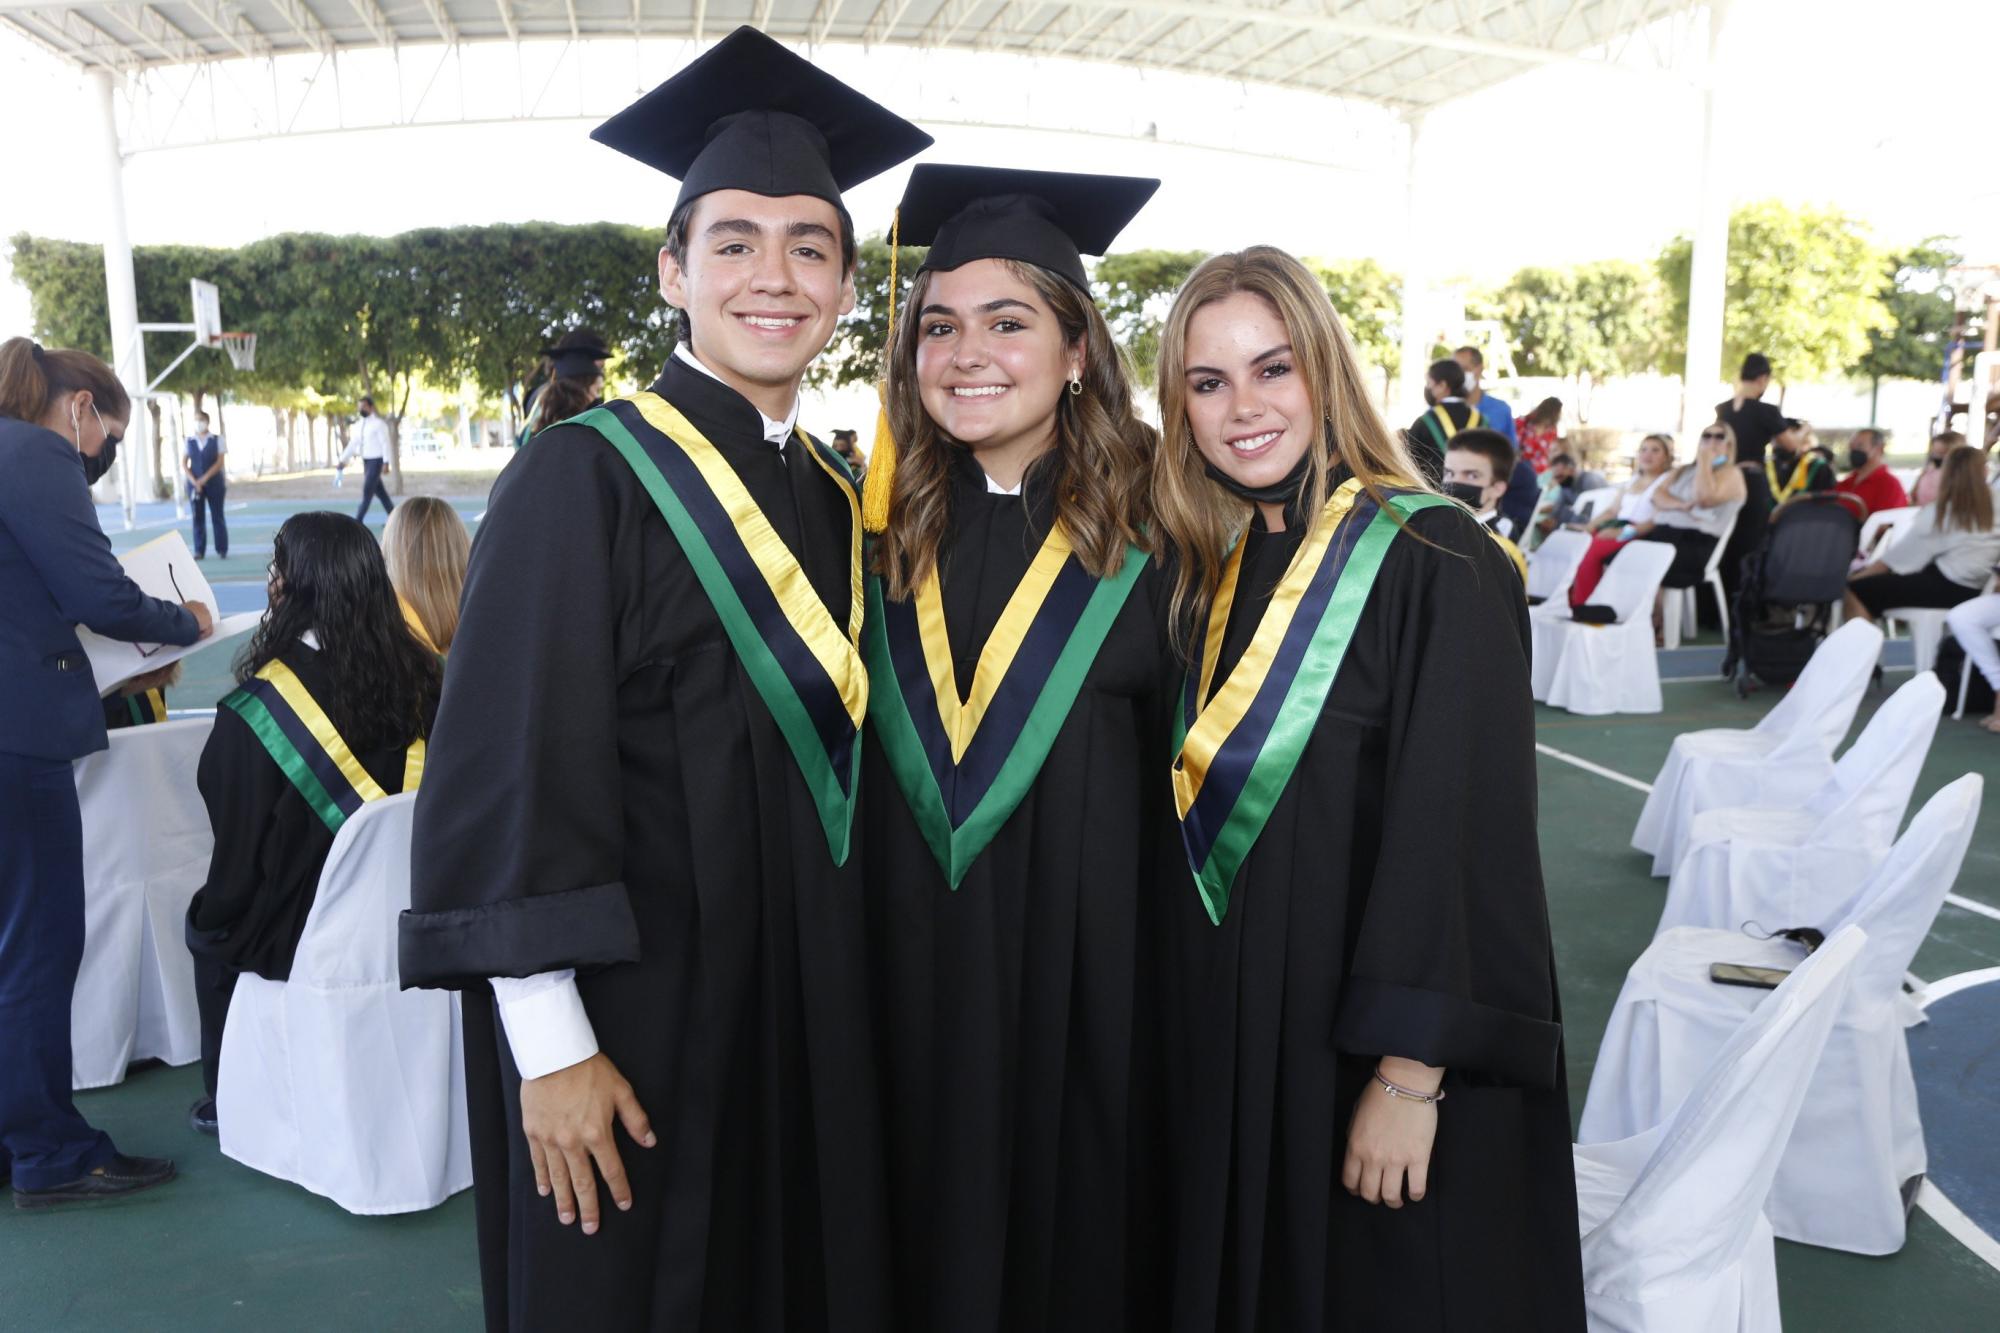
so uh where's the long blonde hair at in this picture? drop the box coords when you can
[1936,445,1996,534]
[1151,246,1427,634]
[872,260,1157,600]
[381,497,470,655]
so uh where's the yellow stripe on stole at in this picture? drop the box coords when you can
[912,524,1074,762]
[626,392,867,728]
[1172,479,1364,819]
[257,661,391,803]
[403,738,426,792]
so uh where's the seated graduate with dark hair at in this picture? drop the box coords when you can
[184,511,439,1135]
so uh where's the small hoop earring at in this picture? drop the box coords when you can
[1068,372,1083,397]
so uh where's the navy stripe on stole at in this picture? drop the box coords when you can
[881,592,957,790]
[603,400,855,789]
[238,676,367,819]
[1182,495,1382,854]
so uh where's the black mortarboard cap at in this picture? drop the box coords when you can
[591,26,933,213]
[896,164,1160,291]
[544,332,610,380]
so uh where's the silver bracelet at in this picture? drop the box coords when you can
[1374,1069,1446,1105]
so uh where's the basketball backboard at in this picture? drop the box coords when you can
[191,279,221,344]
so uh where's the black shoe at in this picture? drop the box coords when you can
[13,1153,176,1209]
[188,1097,218,1136]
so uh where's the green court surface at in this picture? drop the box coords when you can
[8,510,1997,1328]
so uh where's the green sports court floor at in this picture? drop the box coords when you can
[5,498,1996,1329]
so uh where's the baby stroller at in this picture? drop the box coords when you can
[1723,493,1863,697]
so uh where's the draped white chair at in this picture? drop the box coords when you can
[1854,505,1915,567]
[1652,673,1943,936]
[70,717,214,1089]
[1526,528,1591,607]
[1658,507,1739,651]
[1574,926,1863,1333]
[218,792,471,1214]
[1574,484,1626,526]
[1632,621,1882,876]
[1539,540,1677,715]
[1581,776,1980,1256]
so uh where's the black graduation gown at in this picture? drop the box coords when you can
[188,645,417,980]
[1165,502,1585,1333]
[398,358,889,1333]
[864,454,1175,1332]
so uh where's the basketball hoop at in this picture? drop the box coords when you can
[218,332,258,372]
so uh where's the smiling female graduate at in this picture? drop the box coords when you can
[859,165,1177,1331]
[1150,247,1583,1332]
[396,28,932,1333]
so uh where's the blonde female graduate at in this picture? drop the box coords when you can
[861,164,1174,1332]
[1152,247,1583,1332]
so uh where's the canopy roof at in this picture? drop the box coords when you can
[1,0,1700,111]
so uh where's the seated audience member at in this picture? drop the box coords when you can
[1847,446,2000,625]
[1516,396,1563,473]
[1947,591,2000,734]
[1768,418,1835,505]
[1535,451,1609,538]
[381,497,470,656]
[1442,427,1528,582]
[1566,433,1674,607]
[1404,356,1478,482]
[1910,431,1963,506]
[1835,428,1908,518]
[182,513,440,1135]
[102,664,179,731]
[1631,422,1746,590]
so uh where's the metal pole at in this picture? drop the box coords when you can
[1395,111,1430,422]
[1679,0,1732,447]
[90,67,150,531]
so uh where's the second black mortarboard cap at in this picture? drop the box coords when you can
[896,164,1160,291]
[591,27,934,213]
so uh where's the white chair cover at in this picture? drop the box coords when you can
[1659,506,1739,651]
[1653,673,1944,935]
[1574,927,1863,1332]
[1631,621,1882,875]
[1541,540,1676,715]
[70,718,215,1089]
[1526,528,1591,606]
[217,792,471,1214]
[1582,776,1980,1256]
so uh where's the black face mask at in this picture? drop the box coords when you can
[81,436,118,485]
[1205,449,1312,510]
[1442,481,1487,508]
[1847,448,1869,471]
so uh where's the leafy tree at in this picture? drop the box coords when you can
[1853,238,1965,423]
[1658,200,1890,391]
[812,233,923,391]
[1483,260,1665,418]
[1092,249,1208,386]
[1305,256,1401,384]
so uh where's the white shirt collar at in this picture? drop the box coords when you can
[984,471,1023,496]
[674,344,799,449]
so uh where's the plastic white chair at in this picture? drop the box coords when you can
[217,792,472,1214]
[1653,672,1944,935]
[1538,540,1676,715]
[1582,776,1980,1256]
[1855,506,1915,566]
[1632,621,1882,876]
[1659,507,1740,650]
[1574,926,1863,1333]
[70,717,215,1089]
[1883,571,1998,674]
[1525,528,1590,606]
[1574,484,1625,526]
[1948,593,2000,719]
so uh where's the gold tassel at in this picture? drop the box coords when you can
[861,210,900,533]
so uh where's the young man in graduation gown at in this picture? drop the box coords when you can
[397,29,932,1332]
[1403,357,1481,484]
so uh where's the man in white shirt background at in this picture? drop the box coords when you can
[337,396,395,523]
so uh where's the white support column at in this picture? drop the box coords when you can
[1395,111,1430,422]
[89,66,152,530]
[1679,0,1732,447]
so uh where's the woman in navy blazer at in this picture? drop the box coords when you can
[0,338,212,1208]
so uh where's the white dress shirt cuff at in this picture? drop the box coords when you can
[491,971,599,1080]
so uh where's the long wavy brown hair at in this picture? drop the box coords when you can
[872,260,1157,600]
[1151,246,1429,636]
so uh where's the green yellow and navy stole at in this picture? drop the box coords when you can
[222,662,425,835]
[864,525,1147,887]
[1767,452,1818,503]
[126,688,167,726]
[1420,402,1483,453]
[570,393,867,864]
[1173,478,1448,924]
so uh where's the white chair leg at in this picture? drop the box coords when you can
[1683,586,1698,639]
[1957,654,1973,721]
[1662,590,1683,650]
[1709,571,1730,645]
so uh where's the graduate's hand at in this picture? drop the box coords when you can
[1342,1058,1442,1209]
[182,601,215,638]
[520,1053,656,1236]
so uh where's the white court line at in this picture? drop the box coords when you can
[1541,735,2000,1272]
